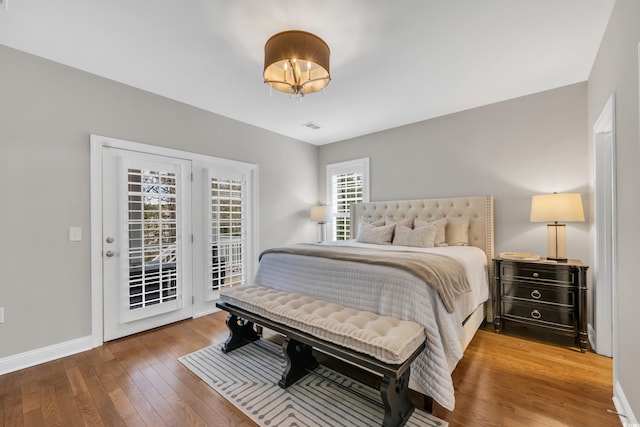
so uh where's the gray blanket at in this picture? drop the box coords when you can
[260,244,470,313]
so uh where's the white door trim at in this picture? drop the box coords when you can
[590,94,616,359]
[90,134,258,347]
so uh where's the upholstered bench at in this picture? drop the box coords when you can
[216,284,427,427]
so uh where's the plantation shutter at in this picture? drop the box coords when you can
[332,172,364,240]
[327,158,370,241]
[127,168,179,312]
[207,169,246,300]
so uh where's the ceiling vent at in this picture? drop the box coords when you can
[303,122,321,130]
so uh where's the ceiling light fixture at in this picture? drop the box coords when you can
[263,30,331,99]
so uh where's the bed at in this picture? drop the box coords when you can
[253,195,494,411]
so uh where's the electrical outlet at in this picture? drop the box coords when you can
[0,307,4,323]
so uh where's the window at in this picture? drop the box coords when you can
[209,175,245,293]
[326,158,370,240]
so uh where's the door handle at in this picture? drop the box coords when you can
[105,250,115,257]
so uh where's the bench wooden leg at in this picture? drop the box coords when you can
[278,337,319,388]
[221,313,261,353]
[380,368,414,427]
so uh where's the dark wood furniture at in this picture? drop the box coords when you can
[216,300,426,427]
[493,257,588,352]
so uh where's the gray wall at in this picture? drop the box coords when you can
[318,83,590,263]
[588,0,640,417]
[0,45,318,358]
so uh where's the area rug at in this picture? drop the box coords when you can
[179,339,447,427]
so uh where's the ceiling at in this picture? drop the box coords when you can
[0,0,615,145]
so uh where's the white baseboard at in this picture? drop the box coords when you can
[0,335,92,375]
[588,323,596,350]
[193,306,221,319]
[614,380,638,425]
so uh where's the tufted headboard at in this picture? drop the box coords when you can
[351,195,493,257]
[350,195,495,306]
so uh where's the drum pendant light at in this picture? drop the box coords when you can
[263,30,331,98]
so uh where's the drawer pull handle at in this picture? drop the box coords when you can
[532,272,540,278]
[531,309,542,319]
[531,290,542,299]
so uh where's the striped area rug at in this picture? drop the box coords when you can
[179,339,447,427]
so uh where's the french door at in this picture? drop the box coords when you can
[102,147,193,341]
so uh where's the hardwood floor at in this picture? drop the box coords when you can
[434,324,617,426]
[0,311,618,426]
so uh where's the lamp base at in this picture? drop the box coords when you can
[316,222,327,243]
[546,223,567,261]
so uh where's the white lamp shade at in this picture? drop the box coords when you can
[530,193,585,223]
[310,205,333,223]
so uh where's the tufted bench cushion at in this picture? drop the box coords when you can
[221,284,426,365]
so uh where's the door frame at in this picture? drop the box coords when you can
[590,94,616,359]
[90,135,258,347]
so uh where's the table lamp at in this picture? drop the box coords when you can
[310,205,333,243]
[530,193,585,262]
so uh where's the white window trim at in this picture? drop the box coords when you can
[326,157,370,241]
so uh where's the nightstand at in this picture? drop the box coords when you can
[493,257,588,352]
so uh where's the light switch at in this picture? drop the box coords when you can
[69,227,82,242]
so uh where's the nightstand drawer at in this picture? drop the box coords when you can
[501,281,575,306]
[501,301,576,330]
[501,263,575,284]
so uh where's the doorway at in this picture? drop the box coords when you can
[591,94,615,358]
[90,135,258,346]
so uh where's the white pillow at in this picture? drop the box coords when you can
[356,222,395,245]
[361,216,385,227]
[446,216,469,246]
[392,224,436,248]
[413,218,447,247]
[385,216,414,228]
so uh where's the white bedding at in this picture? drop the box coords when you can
[330,241,489,321]
[253,240,489,410]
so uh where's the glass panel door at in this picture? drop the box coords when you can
[102,147,192,341]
